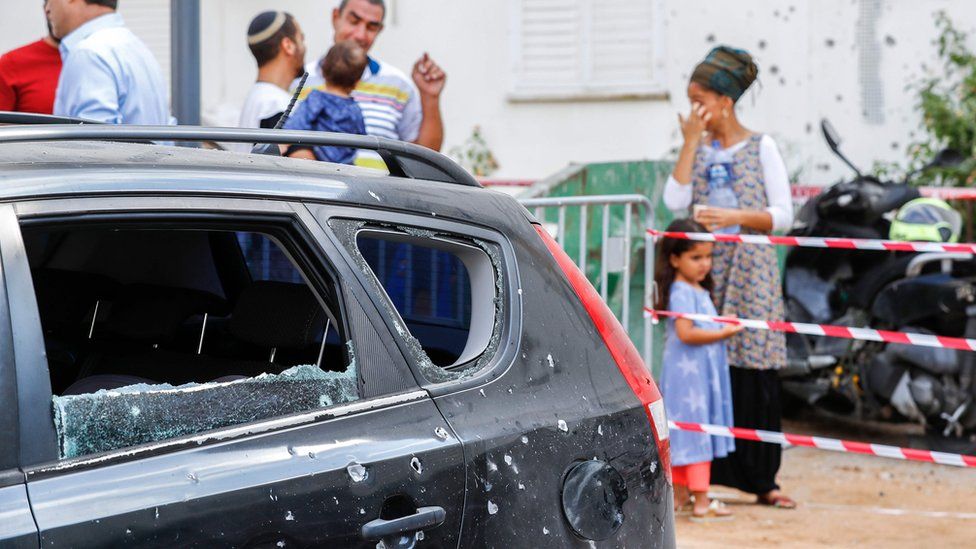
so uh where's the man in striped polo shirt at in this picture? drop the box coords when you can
[303,0,446,169]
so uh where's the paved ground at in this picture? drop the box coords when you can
[675,414,976,548]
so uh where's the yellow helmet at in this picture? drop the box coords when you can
[889,198,962,243]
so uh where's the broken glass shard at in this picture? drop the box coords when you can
[52,364,358,460]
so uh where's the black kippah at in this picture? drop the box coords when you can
[248,11,287,45]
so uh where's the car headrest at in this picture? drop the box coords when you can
[229,281,326,351]
[101,284,225,343]
[32,268,118,331]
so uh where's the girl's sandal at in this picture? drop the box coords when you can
[757,492,797,509]
[675,499,695,517]
[673,486,693,515]
[689,500,733,523]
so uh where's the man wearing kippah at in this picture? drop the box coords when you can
[234,11,307,152]
[302,0,447,168]
[46,0,171,125]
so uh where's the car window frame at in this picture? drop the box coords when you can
[0,205,28,469]
[0,203,58,467]
[7,196,420,470]
[307,203,524,397]
[355,227,496,368]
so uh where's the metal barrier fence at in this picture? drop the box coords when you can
[519,194,656,368]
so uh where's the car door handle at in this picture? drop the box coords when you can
[361,506,446,540]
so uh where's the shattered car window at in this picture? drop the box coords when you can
[357,235,473,365]
[331,219,506,383]
[53,365,358,459]
[237,232,305,284]
[23,223,358,460]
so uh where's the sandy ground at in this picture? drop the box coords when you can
[675,417,976,548]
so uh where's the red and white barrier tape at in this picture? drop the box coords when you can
[792,185,976,202]
[484,183,976,198]
[477,178,536,187]
[921,187,976,201]
[668,420,976,467]
[647,229,976,254]
[645,309,976,352]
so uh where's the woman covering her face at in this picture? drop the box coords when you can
[663,45,797,510]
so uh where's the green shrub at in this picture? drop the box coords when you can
[904,11,976,187]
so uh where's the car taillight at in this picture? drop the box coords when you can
[535,224,671,482]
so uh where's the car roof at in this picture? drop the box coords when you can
[0,141,522,229]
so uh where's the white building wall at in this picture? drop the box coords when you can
[4,0,976,185]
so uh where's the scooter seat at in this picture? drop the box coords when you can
[849,254,917,309]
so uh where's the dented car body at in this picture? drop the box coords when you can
[0,125,675,548]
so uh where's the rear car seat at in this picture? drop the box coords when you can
[75,284,227,387]
[61,374,158,396]
[227,281,329,365]
[32,268,120,394]
[97,283,227,346]
[64,281,330,393]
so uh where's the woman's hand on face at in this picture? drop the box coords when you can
[678,102,710,145]
[695,206,741,232]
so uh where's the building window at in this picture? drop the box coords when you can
[509,0,666,101]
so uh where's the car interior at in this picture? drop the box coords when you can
[22,222,348,397]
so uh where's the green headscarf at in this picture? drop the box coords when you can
[690,46,758,102]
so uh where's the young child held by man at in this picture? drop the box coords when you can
[284,40,367,164]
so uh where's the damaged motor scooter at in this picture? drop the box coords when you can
[782,119,976,441]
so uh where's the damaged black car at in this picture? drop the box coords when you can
[0,124,675,548]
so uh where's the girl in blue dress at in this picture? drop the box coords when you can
[656,218,740,522]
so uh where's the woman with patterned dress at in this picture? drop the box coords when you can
[662,46,797,509]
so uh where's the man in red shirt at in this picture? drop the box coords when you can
[0,13,63,115]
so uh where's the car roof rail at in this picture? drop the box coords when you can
[0,118,480,188]
[0,111,104,126]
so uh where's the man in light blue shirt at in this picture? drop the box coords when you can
[46,0,171,125]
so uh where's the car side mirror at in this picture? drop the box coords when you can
[821,118,862,177]
[931,148,965,169]
[821,119,841,153]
